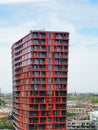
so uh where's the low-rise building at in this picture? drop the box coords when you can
[90,111,98,121]
[67,120,98,130]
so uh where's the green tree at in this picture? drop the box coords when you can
[0,117,13,129]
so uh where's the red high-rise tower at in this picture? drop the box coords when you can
[12,31,69,130]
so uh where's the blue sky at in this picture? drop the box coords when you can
[0,0,98,93]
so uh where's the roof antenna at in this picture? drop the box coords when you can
[30,28,45,32]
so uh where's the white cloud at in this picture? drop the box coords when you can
[56,0,98,28]
[0,14,75,43]
[68,46,98,93]
[0,45,12,93]
[0,14,76,93]
[0,21,37,43]
[35,14,76,33]
[0,0,98,93]
[68,28,98,93]
[0,0,49,4]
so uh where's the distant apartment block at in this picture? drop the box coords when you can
[12,31,69,130]
[67,120,98,130]
[90,111,98,121]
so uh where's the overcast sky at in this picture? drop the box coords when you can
[0,0,98,93]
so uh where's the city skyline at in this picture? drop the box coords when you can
[0,0,98,93]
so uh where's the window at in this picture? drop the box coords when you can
[34,91,38,96]
[30,85,39,90]
[40,104,46,109]
[56,98,60,102]
[48,118,52,122]
[35,59,39,64]
[62,110,66,116]
[62,40,68,44]
[55,85,62,90]
[32,65,37,70]
[40,59,45,64]
[48,59,52,64]
[48,78,52,83]
[35,72,40,76]
[42,84,46,89]
[33,33,38,38]
[42,46,46,50]
[60,104,66,109]
[42,71,46,76]
[33,52,37,56]
[38,124,45,129]
[33,118,38,123]
[48,40,52,44]
[48,65,52,70]
[42,111,46,116]
[40,33,45,38]
[29,111,38,116]
[55,40,59,44]
[40,39,45,44]
[60,117,66,122]
[54,111,60,116]
[60,91,66,96]
[48,104,52,109]
[34,39,39,44]
[29,125,34,129]
[57,46,62,51]
[48,72,52,76]
[39,65,46,70]
[33,104,38,109]
[54,117,59,122]
[40,91,46,96]
[62,97,66,102]
[48,85,52,90]
[48,33,51,39]
[40,118,46,123]
[48,46,52,50]
[47,111,50,116]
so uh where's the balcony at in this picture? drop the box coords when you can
[33,104,38,109]
[34,39,45,45]
[32,33,38,38]
[41,111,47,116]
[53,78,67,83]
[37,124,45,129]
[40,104,46,110]
[28,125,34,129]
[30,91,38,96]
[40,33,45,38]
[55,91,67,96]
[55,72,67,77]
[60,117,66,122]
[29,118,38,123]
[34,59,45,64]
[29,111,38,116]
[32,78,46,83]
[40,91,46,96]
[56,104,66,109]
[55,33,66,39]
[53,111,60,116]
[55,60,67,65]
[40,117,46,123]
[62,110,66,116]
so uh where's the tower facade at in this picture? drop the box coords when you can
[12,31,69,130]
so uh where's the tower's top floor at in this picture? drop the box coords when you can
[12,30,69,49]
